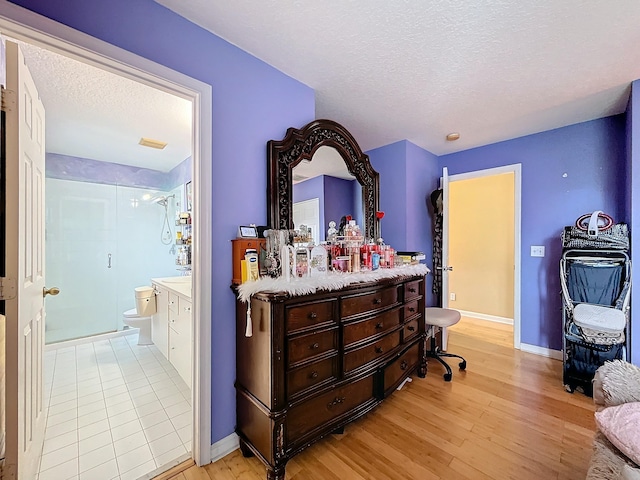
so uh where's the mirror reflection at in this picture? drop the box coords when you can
[292,146,363,244]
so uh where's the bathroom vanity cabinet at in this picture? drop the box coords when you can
[235,273,426,480]
[151,277,192,388]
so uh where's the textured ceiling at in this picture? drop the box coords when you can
[18,42,192,172]
[155,0,640,155]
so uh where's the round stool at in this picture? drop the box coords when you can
[426,307,467,381]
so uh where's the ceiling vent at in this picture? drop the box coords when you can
[139,137,168,149]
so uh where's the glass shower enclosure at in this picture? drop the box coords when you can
[45,178,181,344]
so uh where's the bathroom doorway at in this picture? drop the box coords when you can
[0,11,212,478]
[27,40,196,478]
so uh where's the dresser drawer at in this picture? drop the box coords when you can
[402,318,420,343]
[404,280,422,300]
[403,299,420,320]
[287,327,338,367]
[383,343,420,394]
[341,286,399,319]
[286,374,374,443]
[343,307,402,348]
[286,299,336,333]
[287,354,338,399]
[344,330,401,373]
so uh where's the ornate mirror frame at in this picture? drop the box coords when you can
[267,119,380,240]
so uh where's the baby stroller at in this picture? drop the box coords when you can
[560,213,631,396]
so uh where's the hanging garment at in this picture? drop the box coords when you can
[432,212,443,306]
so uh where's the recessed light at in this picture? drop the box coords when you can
[446,133,460,141]
[139,137,168,149]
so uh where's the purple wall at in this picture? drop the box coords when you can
[628,81,640,365]
[324,176,356,236]
[292,176,325,239]
[46,153,191,190]
[367,140,440,305]
[168,157,192,189]
[368,141,408,247]
[440,115,626,351]
[405,141,440,306]
[10,0,315,442]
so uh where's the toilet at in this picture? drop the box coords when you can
[122,286,156,345]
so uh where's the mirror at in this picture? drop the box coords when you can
[267,119,380,240]
[292,146,359,244]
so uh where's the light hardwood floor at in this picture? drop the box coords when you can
[162,317,595,480]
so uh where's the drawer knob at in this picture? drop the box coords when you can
[327,396,346,408]
[310,371,319,379]
[408,307,415,313]
[409,288,416,293]
[309,312,317,319]
[373,298,382,305]
[407,325,416,332]
[375,346,383,354]
[311,342,320,349]
[400,360,408,370]
[375,322,384,330]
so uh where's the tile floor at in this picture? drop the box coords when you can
[38,333,192,480]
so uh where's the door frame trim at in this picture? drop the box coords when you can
[0,2,213,467]
[446,163,522,349]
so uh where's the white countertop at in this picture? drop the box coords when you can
[151,276,192,300]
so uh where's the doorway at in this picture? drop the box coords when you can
[444,164,522,349]
[0,8,212,478]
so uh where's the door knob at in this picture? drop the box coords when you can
[43,286,60,297]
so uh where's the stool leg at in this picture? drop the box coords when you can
[425,328,467,379]
[439,352,467,370]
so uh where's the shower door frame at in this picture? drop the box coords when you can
[0,4,213,468]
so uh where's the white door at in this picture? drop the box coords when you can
[440,167,452,349]
[293,198,320,244]
[3,39,50,480]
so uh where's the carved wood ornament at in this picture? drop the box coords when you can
[267,119,380,240]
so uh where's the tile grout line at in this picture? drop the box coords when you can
[39,335,192,480]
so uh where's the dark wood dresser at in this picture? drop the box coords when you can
[235,274,427,480]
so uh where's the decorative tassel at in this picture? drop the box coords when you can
[245,303,253,337]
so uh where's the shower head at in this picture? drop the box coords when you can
[151,194,175,207]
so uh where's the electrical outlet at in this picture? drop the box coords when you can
[530,245,545,257]
[450,292,456,301]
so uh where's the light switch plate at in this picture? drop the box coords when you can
[530,245,545,257]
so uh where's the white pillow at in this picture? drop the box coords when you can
[595,402,640,466]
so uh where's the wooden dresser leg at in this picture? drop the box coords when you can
[267,466,286,480]
[331,426,345,435]
[239,438,254,458]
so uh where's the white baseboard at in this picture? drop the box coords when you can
[520,343,563,360]
[210,432,239,463]
[44,328,136,351]
[458,309,514,325]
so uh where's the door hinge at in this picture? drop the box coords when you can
[1,86,15,113]
[0,277,17,300]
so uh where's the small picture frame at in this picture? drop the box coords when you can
[238,225,258,238]
[185,181,192,211]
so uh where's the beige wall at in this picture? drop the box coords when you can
[448,173,514,318]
